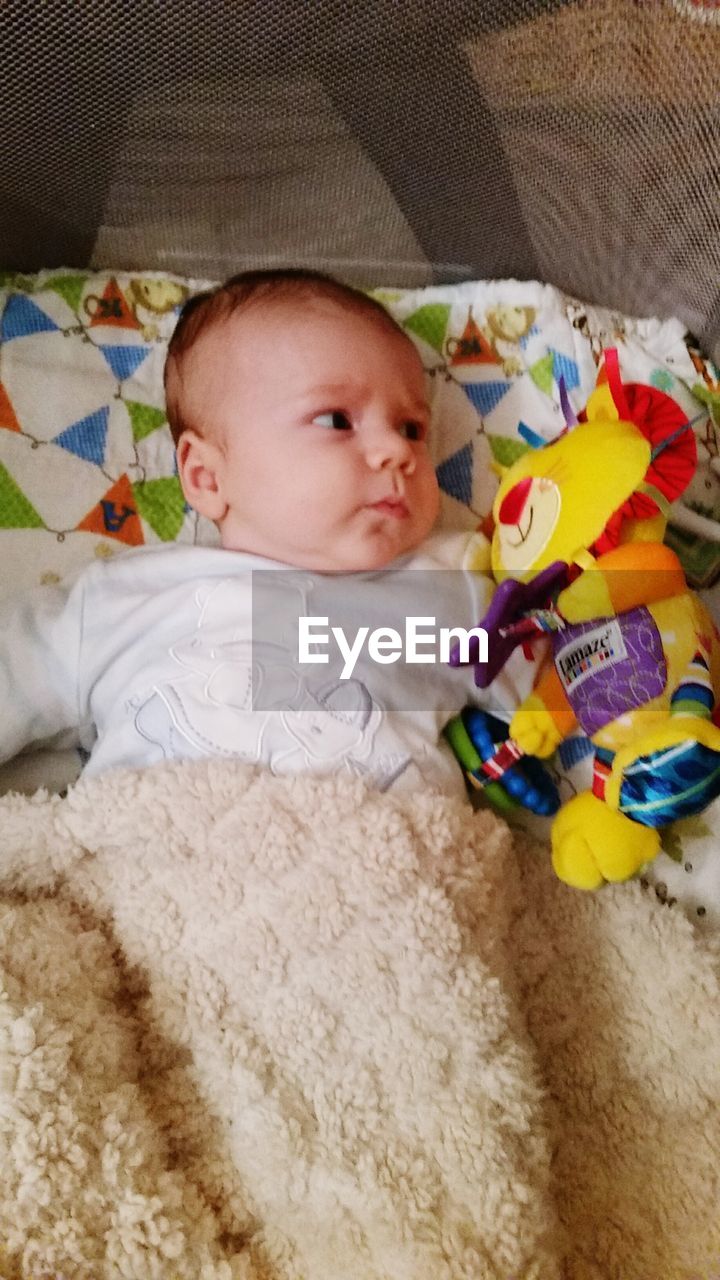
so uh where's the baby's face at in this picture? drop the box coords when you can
[182,298,440,570]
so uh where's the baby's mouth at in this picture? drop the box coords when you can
[369,496,410,519]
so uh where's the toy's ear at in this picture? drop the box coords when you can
[585,348,631,424]
[585,382,620,423]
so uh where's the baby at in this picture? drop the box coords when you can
[165,269,440,572]
[0,269,535,795]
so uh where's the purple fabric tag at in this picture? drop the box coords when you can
[552,606,666,736]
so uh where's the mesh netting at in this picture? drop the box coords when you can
[3,0,720,356]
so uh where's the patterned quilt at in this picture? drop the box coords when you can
[2,267,720,923]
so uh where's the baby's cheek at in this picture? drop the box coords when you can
[423,470,441,521]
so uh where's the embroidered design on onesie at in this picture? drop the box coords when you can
[130,576,397,779]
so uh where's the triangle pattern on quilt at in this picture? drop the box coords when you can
[126,399,167,443]
[550,349,580,390]
[98,343,151,383]
[519,323,540,350]
[461,380,511,418]
[436,442,474,506]
[404,304,451,355]
[0,462,45,528]
[0,382,21,432]
[86,278,141,330]
[448,313,499,366]
[1,294,59,342]
[529,353,554,396]
[486,432,530,468]
[133,476,186,542]
[76,472,144,545]
[45,274,90,316]
[54,406,110,466]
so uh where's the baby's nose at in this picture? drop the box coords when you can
[366,423,414,470]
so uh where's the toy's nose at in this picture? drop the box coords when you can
[497,476,532,526]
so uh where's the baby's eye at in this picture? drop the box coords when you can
[312,410,352,431]
[400,420,427,442]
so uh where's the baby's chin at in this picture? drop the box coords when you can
[221,509,437,571]
[312,527,433,572]
[264,532,427,573]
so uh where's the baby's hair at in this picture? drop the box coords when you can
[163,267,409,445]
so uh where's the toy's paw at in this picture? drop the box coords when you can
[551,793,660,890]
[510,696,563,758]
[557,571,613,623]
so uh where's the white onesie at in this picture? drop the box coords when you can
[0,531,539,796]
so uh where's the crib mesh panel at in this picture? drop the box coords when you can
[3,0,720,357]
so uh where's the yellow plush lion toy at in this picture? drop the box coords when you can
[462,349,720,890]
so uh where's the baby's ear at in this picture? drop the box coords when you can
[176,429,228,521]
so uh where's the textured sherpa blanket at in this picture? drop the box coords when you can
[1,764,719,1280]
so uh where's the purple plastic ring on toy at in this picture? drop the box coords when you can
[450,560,570,687]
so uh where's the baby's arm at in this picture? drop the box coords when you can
[0,578,85,765]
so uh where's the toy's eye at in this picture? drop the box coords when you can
[400,420,426,442]
[312,411,352,431]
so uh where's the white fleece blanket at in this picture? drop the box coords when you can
[1,762,719,1279]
